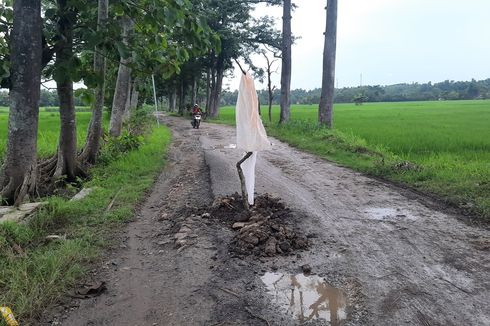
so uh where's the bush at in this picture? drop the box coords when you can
[127,106,153,136]
[99,131,144,163]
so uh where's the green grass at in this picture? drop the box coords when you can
[0,107,106,159]
[0,125,172,325]
[214,100,490,219]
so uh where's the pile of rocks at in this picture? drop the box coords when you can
[209,194,309,257]
[231,215,309,256]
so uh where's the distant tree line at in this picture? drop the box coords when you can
[2,78,487,109]
[220,78,490,106]
[0,89,85,107]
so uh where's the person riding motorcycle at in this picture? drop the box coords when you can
[191,104,202,128]
[191,104,202,116]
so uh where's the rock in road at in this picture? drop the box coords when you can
[48,115,489,326]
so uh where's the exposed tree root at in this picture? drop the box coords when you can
[38,152,88,197]
[0,163,37,206]
[78,131,108,165]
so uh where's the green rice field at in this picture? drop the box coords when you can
[0,108,103,158]
[217,100,490,219]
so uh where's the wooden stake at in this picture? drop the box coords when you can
[236,152,253,211]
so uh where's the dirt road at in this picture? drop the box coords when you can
[47,116,489,326]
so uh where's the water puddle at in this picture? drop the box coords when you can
[364,207,416,220]
[261,272,348,325]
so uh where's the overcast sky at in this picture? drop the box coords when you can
[224,0,490,91]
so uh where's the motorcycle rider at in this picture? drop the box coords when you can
[191,104,202,128]
[191,104,202,115]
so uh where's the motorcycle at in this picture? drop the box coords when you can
[192,114,201,129]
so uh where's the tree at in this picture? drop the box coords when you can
[279,0,292,124]
[318,0,338,128]
[50,0,83,181]
[128,77,140,112]
[109,16,134,137]
[79,0,108,164]
[201,0,281,118]
[0,0,218,201]
[260,48,280,122]
[0,0,42,205]
[353,93,368,105]
[81,0,216,158]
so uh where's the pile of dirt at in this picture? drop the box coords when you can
[207,193,309,257]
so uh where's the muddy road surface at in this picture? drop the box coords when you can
[47,116,489,326]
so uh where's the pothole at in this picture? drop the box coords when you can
[261,272,348,325]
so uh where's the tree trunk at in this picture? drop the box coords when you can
[129,77,139,111]
[318,0,338,128]
[0,0,42,205]
[191,75,197,106]
[209,69,223,118]
[55,82,78,180]
[262,52,276,123]
[279,0,292,124]
[169,85,177,112]
[266,57,273,123]
[109,16,133,137]
[268,84,273,123]
[209,54,224,118]
[208,67,216,115]
[178,77,185,115]
[122,75,132,122]
[53,0,79,181]
[205,67,211,112]
[195,78,200,104]
[80,0,108,164]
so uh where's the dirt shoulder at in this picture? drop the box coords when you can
[45,116,489,326]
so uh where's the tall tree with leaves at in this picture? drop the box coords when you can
[50,0,83,181]
[79,0,108,164]
[279,0,292,124]
[0,0,42,204]
[203,0,280,117]
[81,0,214,157]
[318,0,338,128]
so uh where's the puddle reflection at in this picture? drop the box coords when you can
[261,272,347,325]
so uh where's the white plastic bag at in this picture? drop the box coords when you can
[241,152,258,205]
[236,72,271,152]
[235,72,270,205]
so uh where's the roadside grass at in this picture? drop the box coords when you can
[213,100,490,220]
[0,107,104,159]
[0,125,171,324]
